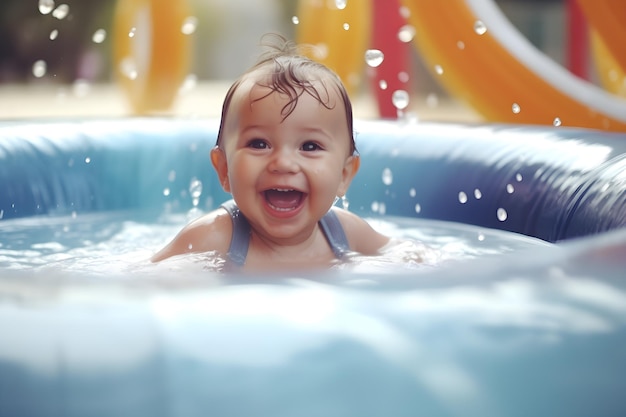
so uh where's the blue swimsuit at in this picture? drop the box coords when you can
[221,199,350,267]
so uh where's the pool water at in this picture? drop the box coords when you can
[0,210,550,277]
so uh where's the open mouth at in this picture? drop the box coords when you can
[264,188,305,212]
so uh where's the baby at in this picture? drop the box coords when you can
[151,34,390,270]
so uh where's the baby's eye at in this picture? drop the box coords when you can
[301,141,322,152]
[247,139,268,149]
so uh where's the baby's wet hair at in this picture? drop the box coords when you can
[216,33,356,155]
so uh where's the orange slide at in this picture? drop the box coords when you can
[400,0,626,131]
[112,0,192,115]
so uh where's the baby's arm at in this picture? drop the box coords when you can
[151,209,232,262]
[334,209,391,255]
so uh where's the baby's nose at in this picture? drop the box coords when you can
[268,149,299,174]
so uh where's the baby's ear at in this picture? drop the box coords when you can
[210,147,230,192]
[337,154,360,197]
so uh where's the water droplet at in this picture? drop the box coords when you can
[85,157,91,164]
[516,173,523,182]
[415,203,421,214]
[474,188,482,199]
[506,184,514,194]
[119,57,138,80]
[512,103,521,114]
[128,27,136,38]
[189,178,203,208]
[379,79,388,90]
[382,168,393,185]
[497,208,508,221]
[39,0,55,15]
[458,191,468,204]
[434,64,444,75]
[398,71,409,83]
[409,188,416,197]
[291,16,299,25]
[426,93,438,108]
[399,6,410,19]
[365,49,384,67]
[341,196,350,210]
[52,4,69,20]
[188,243,193,250]
[457,41,465,49]
[181,16,198,35]
[72,79,90,97]
[397,25,416,43]
[71,211,77,219]
[335,0,347,9]
[92,29,106,44]
[313,43,328,60]
[391,90,410,110]
[371,201,379,212]
[49,29,59,40]
[342,23,350,30]
[32,60,47,78]
[553,117,562,127]
[474,20,487,35]
[168,170,176,182]
[163,188,171,197]
[179,74,198,93]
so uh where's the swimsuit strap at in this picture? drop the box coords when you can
[319,208,350,259]
[220,200,350,266]
[221,199,250,267]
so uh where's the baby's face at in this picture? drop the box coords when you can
[212,76,358,245]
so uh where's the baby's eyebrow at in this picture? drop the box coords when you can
[299,126,332,137]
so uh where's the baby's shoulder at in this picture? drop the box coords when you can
[180,208,233,250]
[151,207,233,262]
[331,207,390,255]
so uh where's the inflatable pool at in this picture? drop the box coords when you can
[1,118,626,416]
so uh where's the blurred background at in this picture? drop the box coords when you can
[0,0,588,121]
